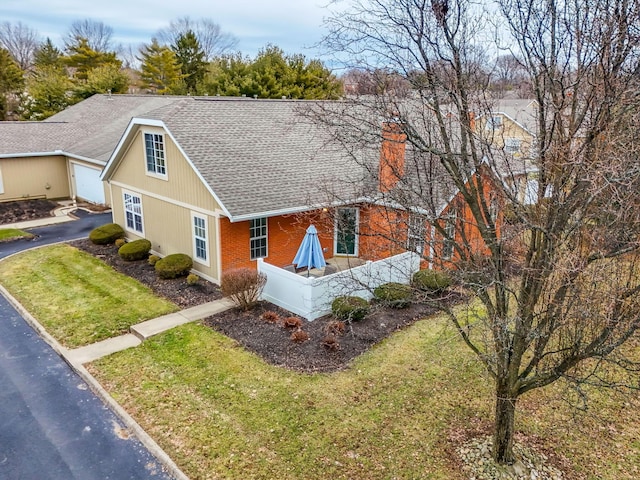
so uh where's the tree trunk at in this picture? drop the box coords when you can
[493,390,517,464]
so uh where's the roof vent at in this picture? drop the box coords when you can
[282,96,286,100]
[253,94,258,99]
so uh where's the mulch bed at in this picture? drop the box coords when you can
[0,199,58,225]
[70,239,222,308]
[204,294,461,374]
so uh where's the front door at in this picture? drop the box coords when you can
[335,207,358,256]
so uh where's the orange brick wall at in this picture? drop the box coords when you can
[219,210,335,273]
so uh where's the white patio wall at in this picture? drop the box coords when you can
[257,252,421,321]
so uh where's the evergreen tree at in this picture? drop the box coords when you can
[74,64,130,99]
[21,66,74,120]
[0,47,25,119]
[171,30,206,94]
[33,38,63,69]
[138,39,185,94]
[65,36,121,81]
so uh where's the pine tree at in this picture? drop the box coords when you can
[172,30,206,94]
[138,39,184,94]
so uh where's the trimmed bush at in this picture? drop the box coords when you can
[412,269,452,293]
[89,223,124,245]
[373,282,412,308]
[290,329,310,343]
[148,254,160,266]
[186,273,200,285]
[115,238,126,248]
[283,316,303,329]
[331,295,369,321]
[221,268,266,311]
[118,239,151,261]
[261,311,280,323]
[155,253,193,279]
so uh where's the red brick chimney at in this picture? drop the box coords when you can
[379,121,407,192]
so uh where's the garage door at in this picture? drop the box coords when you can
[73,163,105,204]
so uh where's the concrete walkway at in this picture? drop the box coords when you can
[65,298,235,365]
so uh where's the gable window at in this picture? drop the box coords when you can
[250,218,268,260]
[144,133,166,176]
[442,212,456,260]
[123,192,143,234]
[486,115,502,130]
[192,213,208,264]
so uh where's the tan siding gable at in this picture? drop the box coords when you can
[108,127,220,212]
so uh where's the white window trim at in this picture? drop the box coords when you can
[334,207,359,256]
[0,164,4,194]
[442,212,456,260]
[250,217,268,260]
[143,131,168,180]
[504,137,521,154]
[407,214,426,254]
[123,190,144,235]
[191,212,210,267]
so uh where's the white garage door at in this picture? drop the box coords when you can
[73,163,105,204]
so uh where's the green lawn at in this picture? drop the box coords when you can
[0,244,178,347]
[0,228,33,241]
[90,319,640,480]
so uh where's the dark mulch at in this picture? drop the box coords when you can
[70,238,222,308]
[204,294,461,374]
[0,199,58,225]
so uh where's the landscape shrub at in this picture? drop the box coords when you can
[118,239,151,261]
[220,268,266,311]
[322,334,340,350]
[326,320,346,336]
[148,254,160,266]
[283,316,303,329]
[261,311,280,323]
[412,269,452,294]
[186,273,200,285]
[331,295,369,321]
[290,329,310,343]
[155,253,193,279]
[373,282,412,308]
[89,223,124,245]
[115,238,126,248]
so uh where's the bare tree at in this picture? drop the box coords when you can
[0,21,40,70]
[156,16,238,60]
[315,0,640,468]
[490,53,528,95]
[64,19,114,52]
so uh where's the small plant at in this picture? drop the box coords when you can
[322,334,340,351]
[186,273,200,285]
[261,311,280,323]
[148,254,160,266]
[283,316,303,329]
[412,269,452,293]
[89,223,124,245]
[331,295,369,321]
[118,239,151,261]
[373,282,412,308]
[326,320,346,336]
[290,329,310,343]
[220,268,266,311]
[155,253,193,279]
[115,238,126,248]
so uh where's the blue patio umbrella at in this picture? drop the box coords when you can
[293,225,327,274]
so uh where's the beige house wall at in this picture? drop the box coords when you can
[107,126,222,281]
[0,155,70,202]
[480,114,534,156]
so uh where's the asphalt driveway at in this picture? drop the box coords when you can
[0,212,177,479]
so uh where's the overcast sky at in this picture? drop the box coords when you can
[2,0,333,60]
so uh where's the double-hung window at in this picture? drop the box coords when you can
[123,192,143,234]
[193,214,208,264]
[250,218,268,260]
[442,212,456,260]
[407,214,426,254]
[144,133,166,176]
[504,137,521,154]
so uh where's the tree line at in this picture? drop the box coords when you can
[0,17,343,120]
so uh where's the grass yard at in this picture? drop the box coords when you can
[90,318,640,480]
[0,244,178,347]
[0,228,33,241]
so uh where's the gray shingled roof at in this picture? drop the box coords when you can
[133,97,365,219]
